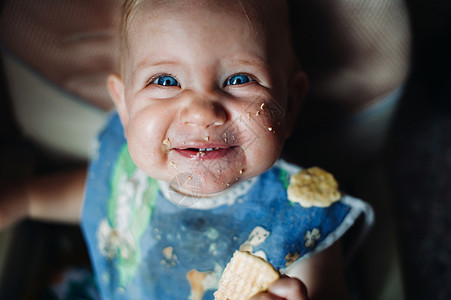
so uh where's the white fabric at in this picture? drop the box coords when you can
[2,52,109,161]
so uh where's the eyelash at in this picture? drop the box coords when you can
[146,74,179,87]
[224,73,254,87]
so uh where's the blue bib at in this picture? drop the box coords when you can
[82,113,373,299]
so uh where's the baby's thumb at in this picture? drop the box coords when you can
[267,276,309,300]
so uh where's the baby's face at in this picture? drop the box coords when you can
[110,0,306,195]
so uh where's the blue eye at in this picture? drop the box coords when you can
[226,74,253,86]
[152,75,179,86]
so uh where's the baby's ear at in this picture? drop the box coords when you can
[107,73,128,128]
[285,71,308,138]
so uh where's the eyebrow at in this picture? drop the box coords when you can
[137,59,178,70]
[132,54,271,83]
[239,58,269,71]
[137,55,268,68]
[132,59,180,83]
[230,56,272,79]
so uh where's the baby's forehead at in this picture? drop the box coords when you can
[130,0,291,48]
[134,0,288,29]
[122,0,294,74]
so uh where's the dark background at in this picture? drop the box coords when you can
[0,0,450,299]
[387,0,451,298]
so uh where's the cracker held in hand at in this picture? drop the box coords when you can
[287,167,341,208]
[214,251,280,300]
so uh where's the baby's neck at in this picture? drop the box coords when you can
[158,177,258,210]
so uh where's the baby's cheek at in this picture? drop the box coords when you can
[259,112,287,148]
[248,105,286,150]
[254,100,286,134]
[251,131,283,171]
[127,136,165,177]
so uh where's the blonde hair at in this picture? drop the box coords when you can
[119,0,145,76]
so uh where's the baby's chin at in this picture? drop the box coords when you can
[167,172,240,196]
[170,183,229,198]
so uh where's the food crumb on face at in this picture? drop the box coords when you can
[255,111,261,116]
[268,127,273,132]
[169,161,177,169]
[204,136,210,141]
[239,169,243,174]
[260,103,265,110]
[247,112,251,120]
[163,138,171,147]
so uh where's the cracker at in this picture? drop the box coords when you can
[214,251,279,300]
[287,167,341,208]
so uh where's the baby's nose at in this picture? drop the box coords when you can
[180,96,227,128]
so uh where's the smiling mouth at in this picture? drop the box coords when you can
[175,146,235,160]
[186,147,219,152]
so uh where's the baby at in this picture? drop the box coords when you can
[82,0,372,299]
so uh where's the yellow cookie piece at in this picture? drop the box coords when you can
[287,167,341,208]
[214,251,279,300]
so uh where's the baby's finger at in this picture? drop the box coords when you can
[267,276,309,300]
[249,293,283,300]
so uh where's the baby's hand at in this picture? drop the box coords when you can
[250,276,309,300]
[0,184,28,230]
